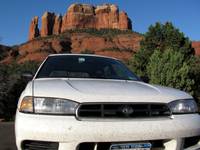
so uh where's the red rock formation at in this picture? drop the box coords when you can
[40,12,55,37]
[61,4,132,31]
[61,4,95,32]
[62,4,131,31]
[16,38,71,63]
[109,4,119,28]
[119,11,131,30]
[192,41,200,56]
[95,4,110,29]
[70,32,142,60]
[53,15,62,35]
[28,4,132,39]
[28,16,40,40]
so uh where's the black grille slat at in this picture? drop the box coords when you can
[79,110,102,112]
[22,141,59,150]
[101,104,104,117]
[77,103,171,119]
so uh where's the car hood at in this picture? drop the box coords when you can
[31,78,192,103]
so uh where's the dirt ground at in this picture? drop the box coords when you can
[0,122,17,150]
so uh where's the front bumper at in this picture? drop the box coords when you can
[15,112,200,150]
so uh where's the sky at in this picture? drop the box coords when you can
[0,0,199,46]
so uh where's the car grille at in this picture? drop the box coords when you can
[22,140,59,150]
[77,103,171,119]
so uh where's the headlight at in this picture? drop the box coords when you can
[168,99,198,114]
[19,96,33,113]
[19,96,79,115]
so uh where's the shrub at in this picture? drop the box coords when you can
[147,49,195,95]
[130,22,194,77]
[128,22,199,98]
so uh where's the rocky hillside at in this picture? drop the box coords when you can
[1,29,142,63]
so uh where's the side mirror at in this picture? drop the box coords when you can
[140,76,149,83]
[21,72,33,81]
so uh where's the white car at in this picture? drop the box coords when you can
[15,54,200,150]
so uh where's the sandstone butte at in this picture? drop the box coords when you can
[28,4,132,40]
[3,3,141,63]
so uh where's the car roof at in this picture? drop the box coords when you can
[48,53,118,60]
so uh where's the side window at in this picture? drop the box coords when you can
[111,64,126,79]
[103,65,113,78]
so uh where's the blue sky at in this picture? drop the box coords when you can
[0,0,199,46]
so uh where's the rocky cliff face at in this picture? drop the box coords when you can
[70,32,142,60]
[28,17,40,40]
[28,4,132,40]
[53,15,62,35]
[40,12,56,37]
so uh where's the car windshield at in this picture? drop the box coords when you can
[36,55,140,81]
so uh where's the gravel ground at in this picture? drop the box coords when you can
[0,122,17,150]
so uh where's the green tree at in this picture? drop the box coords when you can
[130,22,195,77]
[147,49,195,95]
[6,61,39,118]
[190,56,200,99]
[0,64,9,118]
[0,61,39,120]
